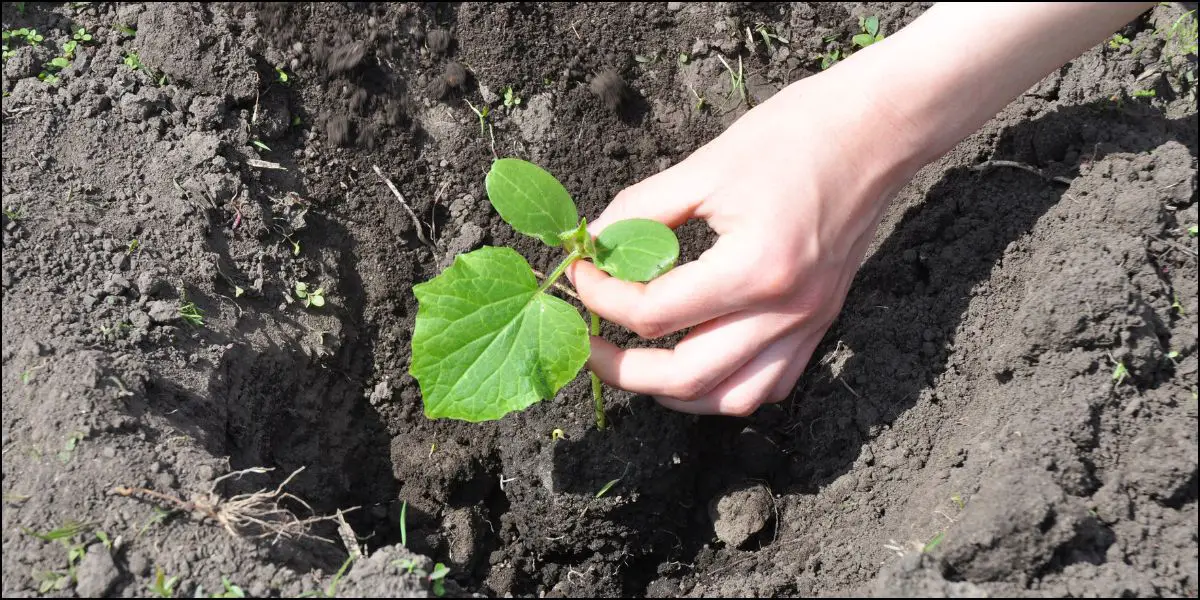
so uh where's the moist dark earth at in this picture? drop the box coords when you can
[2,2,1197,598]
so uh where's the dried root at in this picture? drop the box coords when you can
[113,466,351,544]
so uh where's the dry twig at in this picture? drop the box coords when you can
[373,165,434,249]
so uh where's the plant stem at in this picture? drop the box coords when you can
[590,310,605,430]
[537,251,580,294]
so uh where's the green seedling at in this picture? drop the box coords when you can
[179,301,204,326]
[551,428,565,440]
[399,500,408,547]
[852,15,884,48]
[3,206,23,221]
[1109,33,1131,49]
[294,282,325,308]
[922,531,945,553]
[502,85,521,108]
[717,54,748,108]
[1112,360,1129,386]
[464,98,490,136]
[251,140,271,152]
[4,27,44,46]
[951,494,965,510]
[1187,224,1197,237]
[57,432,84,463]
[755,23,789,54]
[819,48,841,70]
[594,478,621,499]
[128,239,141,253]
[410,159,679,428]
[124,52,143,70]
[276,67,289,83]
[300,556,354,598]
[689,86,706,111]
[148,566,180,598]
[678,51,689,64]
[1171,294,1185,314]
[24,522,94,593]
[429,563,450,597]
[95,530,112,550]
[197,576,246,598]
[1132,88,1156,98]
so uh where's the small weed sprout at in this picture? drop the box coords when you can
[1112,360,1129,386]
[922,531,946,553]
[1109,32,1131,49]
[294,282,326,308]
[755,23,788,54]
[852,15,884,48]
[3,206,23,221]
[148,566,180,598]
[196,577,246,598]
[276,67,289,83]
[124,52,143,71]
[1132,88,1156,98]
[1187,224,1197,237]
[718,54,748,109]
[299,555,355,598]
[429,563,450,597]
[464,98,491,136]
[595,478,621,499]
[179,301,204,326]
[23,522,96,593]
[502,85,521,108]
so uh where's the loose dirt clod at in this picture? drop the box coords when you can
[709,484,774,549]
[589,69,629,110]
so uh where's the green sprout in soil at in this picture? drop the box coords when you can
[299,555,354,598]
[551,427,565,440]
[124,52,144,71]
[3,206,23,221]
[180,301,204,326]
[128,238,141,253]
[1112,360,1129,386]
[294,282,325,308]
[852,15,885,48]
[251,140,271,152]
[718,54,747,109]
[689,86,706,111]
[148,566,180,598]
[502,85,521,108]
[464,98,490,136]
[429,563,450,597]
[57,432,84,463]
[24,521,94,593]
[595,477,621,499]
[1132,88,1156,98]
[754,23,789,54]
[1109,32,1131,49]
[410,158,679,429]
[819,48,841,70]
[195,577,246,598]
[399,500,408,547]
[1187,224,1197,237]
[922,531,946,553]
[276,67,289,83]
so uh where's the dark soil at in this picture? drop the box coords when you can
[3,2,1196,598]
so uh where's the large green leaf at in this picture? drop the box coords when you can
[593,218,680,282]
[410,246,589,422]
[486,158,580,247]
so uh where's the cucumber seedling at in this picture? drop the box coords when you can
[410,158,679,428]
[852,15,884,48]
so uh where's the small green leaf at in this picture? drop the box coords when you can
[309,291,325,307]
[295,281,309,298]
[252,140,271,152]
[864,15,880,37]
[852,33,875,48]
[922,531,945,553]
[593,218,680,282]
[410,247,589,422]
[1188,224,1197,237]
[485,158,580,247]
[595,478,621,498]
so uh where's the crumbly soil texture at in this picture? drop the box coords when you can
[3,2,1197,598]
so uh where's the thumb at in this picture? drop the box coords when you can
[589,155,713,234]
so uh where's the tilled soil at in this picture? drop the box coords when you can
[2,2,1196,598]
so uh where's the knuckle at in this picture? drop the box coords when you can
[750,264,799,301]
[629,311,668,340]
[667,373,714,400]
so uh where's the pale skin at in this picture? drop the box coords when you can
[567,3,1157,416]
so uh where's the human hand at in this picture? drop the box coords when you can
[567,64,921,416]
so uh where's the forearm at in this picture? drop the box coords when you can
[853,2,1155,172]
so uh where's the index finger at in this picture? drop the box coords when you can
[568,235,757,339]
